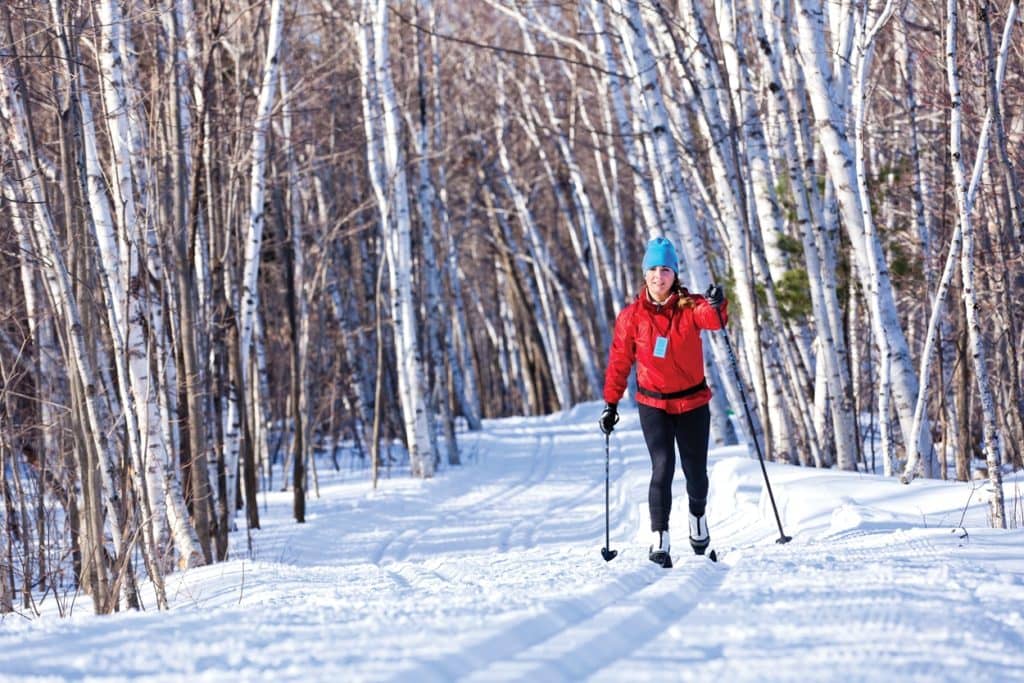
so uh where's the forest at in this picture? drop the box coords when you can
[0,0,1021,614]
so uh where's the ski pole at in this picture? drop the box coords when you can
[714,306,792,544]
[601,432,618,561]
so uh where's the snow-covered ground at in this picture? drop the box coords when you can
[2,402,1023,681]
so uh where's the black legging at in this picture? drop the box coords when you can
[638,403,710,532]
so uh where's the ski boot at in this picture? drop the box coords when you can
[649,529,672,568]
[688,512,710,556]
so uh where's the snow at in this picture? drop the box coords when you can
[2,402,1023,681]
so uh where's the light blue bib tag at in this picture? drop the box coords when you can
[653,336,669,358]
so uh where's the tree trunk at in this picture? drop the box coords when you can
[361,0,434,476]
[793,0,933,473]
[235,0,285,501]
[945,0,1005,527]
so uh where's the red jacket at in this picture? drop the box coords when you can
[603,288,728,414]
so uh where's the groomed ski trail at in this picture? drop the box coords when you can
[2,403,1022,683]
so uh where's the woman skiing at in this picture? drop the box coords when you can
[599,237,727,568]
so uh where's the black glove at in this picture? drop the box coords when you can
[704,283,724,308]
[599,402,619,435]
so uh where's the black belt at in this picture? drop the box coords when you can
[637,379,708,400]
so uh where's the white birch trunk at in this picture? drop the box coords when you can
[225,0,284,511]
[363,0,434,476]
[716,0,788,284]
[0,445,9,611]
[7,177,60,467]
[250,315,272,492]
[812,342,831,467]
[851,0,898,475]
[80,87,167,572]
[711,0,797,461]
[760,0,855,469]
[407,8,449,460]
[1,65,124,602]
[944,0,1005,527]
[238,0,284,418]
[99,0,204,570]
[355,8,391,448]
[893,15,933,297]
[829,0,856,101]
[794,0,933,471]
[178,0,213,329]
[92,0,197,590]
[587,0,660,240]
[279,65,313,484]
[222,376,241,530]
[902,1,1017,484]
[878,310,895,477]
[776,0,853,383]
[983,0,1023,246]
[425,7,481,430]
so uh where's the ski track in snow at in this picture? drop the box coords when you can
[1,403,1023,682]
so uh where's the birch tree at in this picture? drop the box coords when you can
[902,0,1018,485]
[235,0,284,523]
[1,59,123,611]
[792,0,934,470]
[943,0,1006,527]
[359,0,434,477]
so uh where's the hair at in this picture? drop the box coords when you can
[641,276,695,309]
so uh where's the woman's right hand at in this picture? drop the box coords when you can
[599,403,619,435]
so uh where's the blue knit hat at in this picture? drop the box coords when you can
[642,237,679,273]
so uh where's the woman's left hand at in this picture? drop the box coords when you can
[704,284,724,308]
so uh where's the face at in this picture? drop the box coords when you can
[645,266,676,301]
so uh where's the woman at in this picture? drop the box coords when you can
[599,237,727,568]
